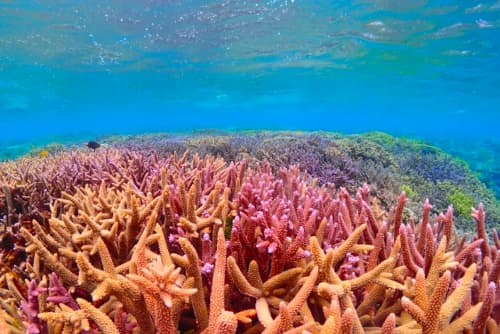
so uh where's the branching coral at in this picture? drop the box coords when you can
[1,147,500,333]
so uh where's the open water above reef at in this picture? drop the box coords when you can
[1,1,499,143]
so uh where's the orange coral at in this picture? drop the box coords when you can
[1,150,499,334]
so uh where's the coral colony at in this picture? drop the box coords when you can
[1,143,500,333]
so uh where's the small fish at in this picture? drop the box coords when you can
[39,150,49,157]
[87,141,101,150]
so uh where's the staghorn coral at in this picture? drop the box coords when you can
[1,147,500,333]
[10,130,498,230]
[103,130,500,230]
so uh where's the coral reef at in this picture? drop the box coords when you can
[1,144,500,333]
[364,132,500,229]
[102,131,500,230]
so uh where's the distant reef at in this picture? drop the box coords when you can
[1,131,500,333]
[6,130,500,231]
[99,131,500,232]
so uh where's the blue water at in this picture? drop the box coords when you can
[1,0,499,145]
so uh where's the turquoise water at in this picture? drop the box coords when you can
[1,0,499,144]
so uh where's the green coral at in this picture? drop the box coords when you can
[400,184,418,200]
[447,188,476,218]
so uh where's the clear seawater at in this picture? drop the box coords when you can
[0,1,499,145]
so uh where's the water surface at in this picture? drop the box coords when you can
[0,0,499,143]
